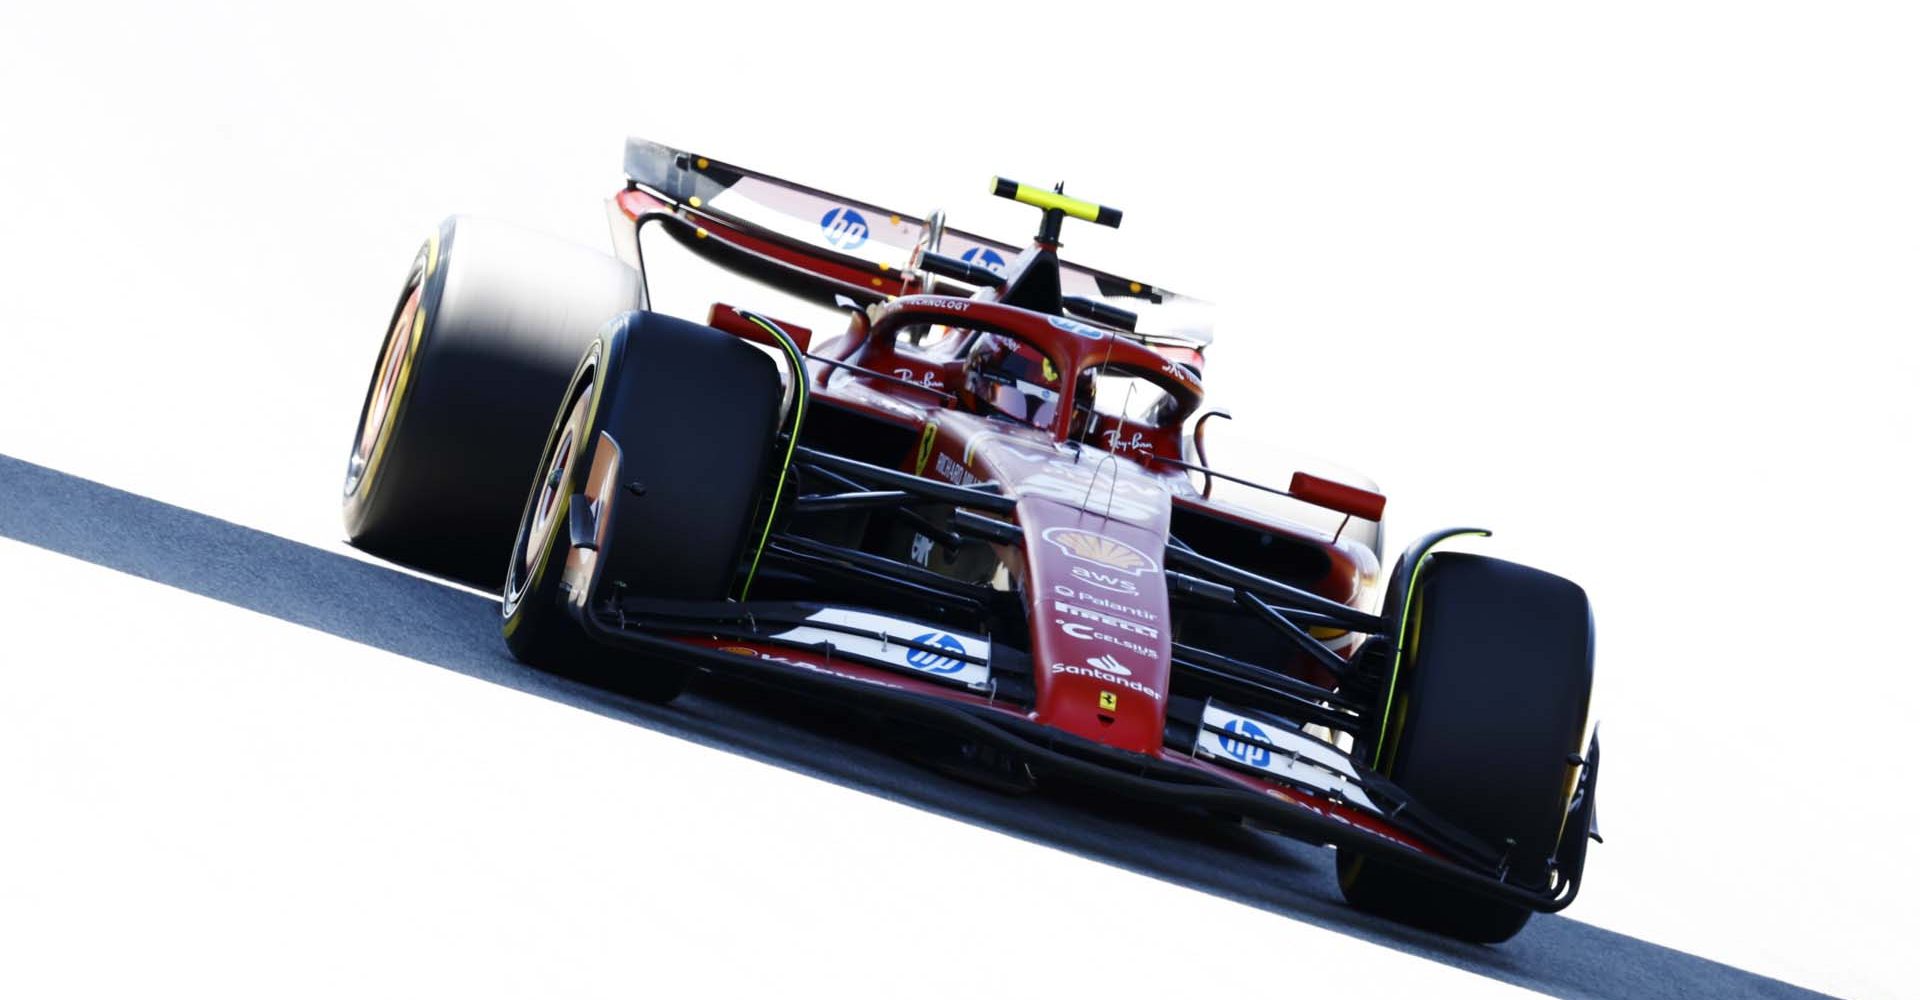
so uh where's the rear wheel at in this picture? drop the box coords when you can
[1338,552,1594,943]
[501,311,785,701]
[342,216,641,587]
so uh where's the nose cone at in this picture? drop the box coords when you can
[1022,518,1172,753]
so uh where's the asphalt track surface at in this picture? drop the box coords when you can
[0,452,1834,1000]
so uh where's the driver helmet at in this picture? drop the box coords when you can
[964,334,1064,428]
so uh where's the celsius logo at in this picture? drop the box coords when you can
[960,246,1006,274]
[820,206,869,250]
[1085,653,1131,677]
[1218,718,1272,768]
[1055,620,1159,660]
[905,631,967,674]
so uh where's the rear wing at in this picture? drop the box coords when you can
[621,138,1213,348]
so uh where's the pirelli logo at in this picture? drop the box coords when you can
[1052,600,1160,640]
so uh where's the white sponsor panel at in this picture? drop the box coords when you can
[705,183,900,268]
[769,608,991,690]
[1194,701,1377,812]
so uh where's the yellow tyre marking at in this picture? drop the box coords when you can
[355,292,427,501]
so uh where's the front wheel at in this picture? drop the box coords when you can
[1338,552,1595,943]
[502,310,785,701]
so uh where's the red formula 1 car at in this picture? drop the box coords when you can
[342,139,1601,942]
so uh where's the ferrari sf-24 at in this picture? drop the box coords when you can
[342,139,1601,942]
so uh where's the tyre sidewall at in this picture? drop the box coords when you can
[1340,551,1595,942]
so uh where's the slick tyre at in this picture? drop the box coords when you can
[501,311,784,702]
[342,216,642,587]
[1338,553,1594,943]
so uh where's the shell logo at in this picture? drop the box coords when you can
[1041,528,1159,576]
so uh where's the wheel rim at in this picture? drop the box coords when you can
[505,376,595,612]
[344,256,426,498]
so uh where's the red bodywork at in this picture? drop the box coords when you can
[607,175,1420,855]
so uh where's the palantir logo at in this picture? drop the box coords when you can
[906,631,967,674]
[1219,718,1272,768]
[820,206,869,250]
[960,246,1006,275]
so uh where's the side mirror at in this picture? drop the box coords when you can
[1288,471,1386,522]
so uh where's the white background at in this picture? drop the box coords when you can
[2,2,1915,997]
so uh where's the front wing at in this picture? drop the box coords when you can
[572,593,1598,914]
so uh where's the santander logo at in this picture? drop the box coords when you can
[1048,653,1158,700]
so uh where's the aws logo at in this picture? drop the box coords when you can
[1071,565,1138,595]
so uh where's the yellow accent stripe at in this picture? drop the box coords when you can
[1373,529,1490,766]
[735,313,809,600]
[426,229,441,278]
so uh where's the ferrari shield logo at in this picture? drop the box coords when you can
[1098,690,1118,711]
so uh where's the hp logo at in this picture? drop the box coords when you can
[820,207,869,250]
[1219,719,1272,768]
[959,246,1006,275]
[905,632,968,674]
